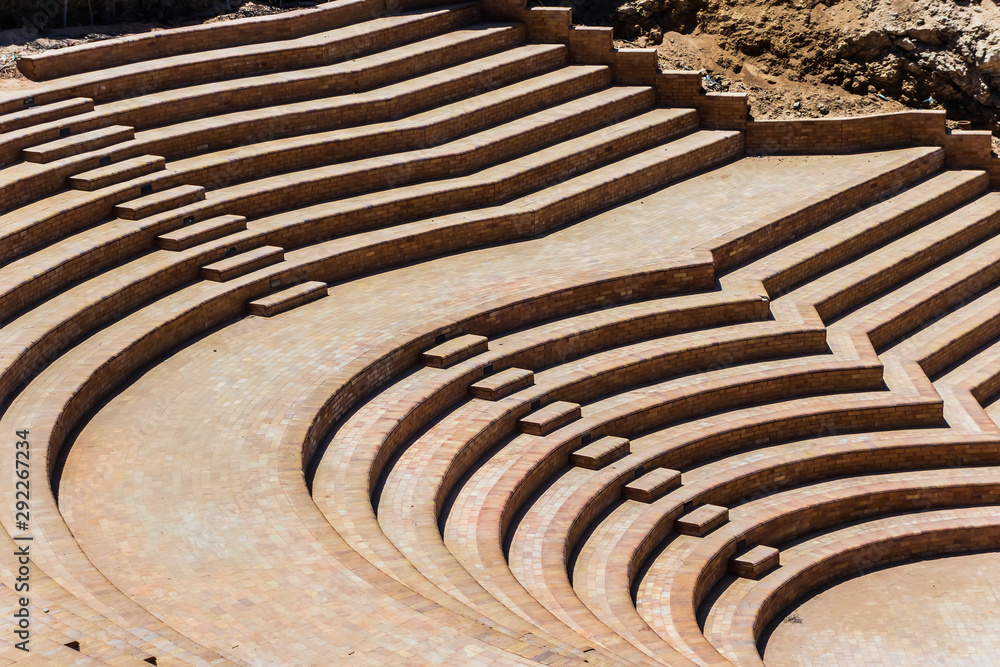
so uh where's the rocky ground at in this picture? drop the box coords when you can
[594,0,1000,141]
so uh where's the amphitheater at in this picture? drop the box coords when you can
[2,0,1000,664]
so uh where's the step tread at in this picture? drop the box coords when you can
[115,184,206,220]
[422,334,488,368]
[70,154,166,190]
[571,436,630,470]
[201,245,285,282]
[0,96,93,133]
[623,467,682,502]
[469,367,534,400]
[518,401,582,436]
[248,281,328,317]
[22,124,134,163]
[157,214,248,251]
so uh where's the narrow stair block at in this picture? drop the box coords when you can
[675,504,729,537]
[571,436,630,470]
[115,184,205,220]
[623,467,681,502]
[729,545,780,579]
[248,281,328,317]
[70,155,166,191]
[201,246,284,282]
[0,97,93,133]
[469,367,534,400]
[22,124,134,163]
[421,334,488,368]
[518,401,581,436]
[157,215,247,251]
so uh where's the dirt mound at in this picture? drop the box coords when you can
[607,0,1000,134]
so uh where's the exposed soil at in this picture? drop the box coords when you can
[592,0,1000,136]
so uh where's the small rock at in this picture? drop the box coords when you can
[895,37,917,51]
[792,101,801,109]
[818,103,830,115]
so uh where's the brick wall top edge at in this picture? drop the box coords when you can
[750,110,946,125]
[17,0,375,81]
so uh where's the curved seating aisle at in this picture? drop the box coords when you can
[2,0,1000,664]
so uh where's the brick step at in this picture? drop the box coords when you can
[14,0,384,82]
[70,154,166,191]
[203,81,650,228]
[156,214,248,251]
[846,232,1000,360]
[791,192,1000,323]
[710,509,1000,667]
[247,281,328,317]
[115,184,205,220]
[22,124,134,163]
[422,334,488,368]
[732,169,990,298]
[728,545,779,579]
[130,42,568,163]
[15,2,481,108]
[0,39,561,209]
[675,504,729,536]
[623,468,681,503]
[518,401,581,436]
[469,367,534,401]
[200,245,284,281]
[1,23,527,170]
[0,96,92,133]
[571,436,630,470]
[174,78,651,196]
[200,103,695,242]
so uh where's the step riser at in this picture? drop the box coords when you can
[263,133,746,262]
[115,185,206,221]
[818,208,1000,323]
[139,46,569,161]
[764,173,991,298]
[217,83,646,219]
[201,246,285,281]
[0,43,562,211]
[0,98,94,133]
[180,65,626,189]
[70,156,167,191]
[116,25,527,132]
[61,5,483,105]
[157,215,248,251]
[22,126,135,164]
[0,170,187,265]
[224,99,679,225]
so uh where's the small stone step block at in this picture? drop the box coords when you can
[571,436,629,470]
[201,246,284,282]
[469,367,534,400]
[248,281,328,317]
[70,154,165,191]
[623,468,681,503]
[421,334,487,369]
[23,124,134,163]
[157,215,247,251]
[729,545,779,579]
[115,184,205,220]
[675,504,729,537]
[518,401,581,436]
[0,97,93,133]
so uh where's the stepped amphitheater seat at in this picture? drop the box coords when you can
[657,468,1000,664]
[705,508,1000,666]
